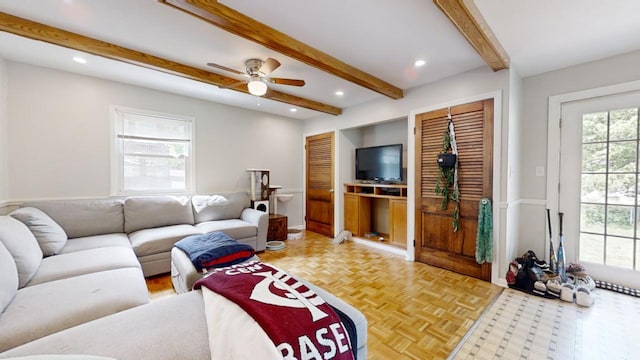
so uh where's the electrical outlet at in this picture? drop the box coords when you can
[535,166,545,177]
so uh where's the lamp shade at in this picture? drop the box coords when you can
[247,80,268,96]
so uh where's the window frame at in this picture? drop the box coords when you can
[110,105,196,196]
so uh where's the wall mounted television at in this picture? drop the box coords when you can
[355,144,403,183]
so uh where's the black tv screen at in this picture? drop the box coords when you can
[355,144,403,182]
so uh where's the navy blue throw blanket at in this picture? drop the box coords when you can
[174,232,255,271]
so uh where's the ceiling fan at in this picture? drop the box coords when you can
[207,57,305,96]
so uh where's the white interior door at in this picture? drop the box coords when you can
[559,91,640,288]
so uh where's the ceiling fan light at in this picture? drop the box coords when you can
[247,79,268,96]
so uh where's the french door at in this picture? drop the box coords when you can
[559,91,640,288]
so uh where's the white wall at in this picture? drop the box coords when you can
[0,57,7,206]
[361,118,408,180]
[518,50,640,256]
[336,127,363,233]
[506,67,524,266]
[5,62,305,226]
[306,66,512,285]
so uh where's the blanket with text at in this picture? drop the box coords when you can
[194,261,355,360]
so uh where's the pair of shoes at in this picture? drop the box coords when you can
[567,273,596,290]
[546,274,562,297]
[574,275,596,290]
[560,283,596,307]
[560,283,575,302]
[576,286,595,307]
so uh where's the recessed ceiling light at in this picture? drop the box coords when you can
[290,108,297,112]
[335,91,344,96]
[414,59,426,67]
[73,56,87,64]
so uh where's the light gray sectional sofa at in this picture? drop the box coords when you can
[0,193,368,359]
[23,192,268,276]
[0,215,149,353]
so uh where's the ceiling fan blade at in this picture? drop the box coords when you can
[269,78,306,87]
[259,57,281,75]
[206,62,247,76]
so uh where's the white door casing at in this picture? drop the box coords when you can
[554,90,640,288]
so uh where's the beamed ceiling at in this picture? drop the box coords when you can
[0,1,638,119]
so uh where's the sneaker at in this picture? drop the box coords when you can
[566,262,588,277]
[546,275,562,297]
[575,286,595,307]
[560,283,576,302]
[535,260,550,272]
[533,281,547,296]
[574,275,596,291]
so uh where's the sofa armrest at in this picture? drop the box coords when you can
[240,208,268,252]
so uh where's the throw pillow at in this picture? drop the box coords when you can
[192,192,250,223]
[0,216,43,288]
[10,207,68,256]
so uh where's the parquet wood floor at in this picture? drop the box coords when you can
[145,230,502,359]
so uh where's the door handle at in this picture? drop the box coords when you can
[329,189,334,193]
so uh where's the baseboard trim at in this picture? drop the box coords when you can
[494,278,508,288]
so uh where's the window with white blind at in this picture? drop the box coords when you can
[111,106,194,195]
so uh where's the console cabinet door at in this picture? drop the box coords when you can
[389,199,407,248]
[344,193,371,236]
[344,193,359,235]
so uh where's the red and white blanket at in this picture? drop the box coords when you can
[194,261,355,360]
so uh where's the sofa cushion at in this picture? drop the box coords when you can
[129,224,202,257]
[27,247,141,286]
[60,234,131,254]
[10,207,68,256]
[124,196,194,233]
[0,216,42,288]
[0,291,210,360]
[0,241,18,314]
[192,192,250,223]
[0,267,149,352]
[195,219,258,240]
[23,199,125,239]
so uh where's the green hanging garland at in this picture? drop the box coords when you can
[434,128,460,232]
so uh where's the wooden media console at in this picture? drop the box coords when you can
[343,183,407,248]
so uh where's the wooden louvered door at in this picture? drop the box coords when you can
[415,99,493,281]
[305,132,335,237]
